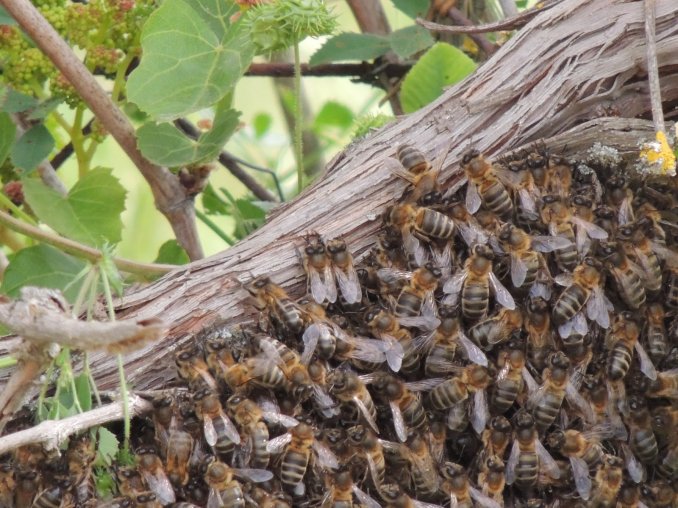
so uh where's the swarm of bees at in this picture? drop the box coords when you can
[4,142,678,508]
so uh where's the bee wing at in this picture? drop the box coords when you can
[207,487,225,508]
[505,440,520,485]
[496,359,511,382]
[402,228,428,266]
[233,467,274,483]
[449,495,459,508]
[312,440,339,470]
[620,442,645,483]
[334,264,362,304]
[565,382,595,424]
[459,330,489,366]
[309,270,327,304]
[569,456,592,501]
[353,486,381,508]
[489,272,516,309]
[257,340,285,366]
[261,411,299,428]
[389,400,408,442]
[535,439,561,479]
[586,287,610,329]
[398,315,440,331]
[510,254,529,288]
[443,271,467,305]
[618,196,634,225]
[413,501,446,508]
[385,156,418,184]
[424,355,458,374]
[518,188,538,217]
[553,273,573,286]
[353,396,380,435]
[301,324,321,365]
[572,217,609,240]
[366,453,383,488]
[458,221,488,247]
[531,235,574,253]
[323,264,337,303]
[466,182,482,214]
[412,330,437,353]
[526,383,547,409]
[220,413,241,445]
[469,486,503,508]
[377,267,412,284]
[203,418,218,447]
[312,385,340,417]
[529,281,552,300]
[651,241,678,264]
[522,367,539,394]
[470,389,490,435]
[432,243,453,279]
[380,335,404,372]
[143,470,176,505]
[405,378,446,391]
[266,432,292,454]
[633,341,658,380]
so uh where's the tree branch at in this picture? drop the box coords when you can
[0,0,204,261]
[644,0,665,134]
[0,395,152,454]
[443,8,500,56]
[0,208,176,276]
[245,62,411,79]
[174,119,279,202]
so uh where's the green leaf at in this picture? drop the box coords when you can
[94,466,116,498]
[236,198,266,221]
[0,87,38,113]
[74,373,92,412]
[137,108,240,166]
[400,42,477,113]
[127,0,255,121]
[0,6,16,25]
[309,33,390,66]
[253,113,272,138]
[314,101,354,130]
[27,98,62,121]
[1,245,87,302]
[391,0,430,18]
[11,124,54,173]
[154,240,190,265]
[202,183,229,215]
[389,25,434,59]
[0,113,15,166]
[23,167,127,247]
[97,427,119,466]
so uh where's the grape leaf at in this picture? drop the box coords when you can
[74,373,92,411]
[1,244,86,302]
[0,113,15,166]
[202,183,229,215]
[0,87,38,113]
[97,428,119,466]
[137,107,240,166]
[389,25,434,59]
[127,0,255,121]
[11,124,54,173]
[253,113,272,138]
[310,33,391,66]
[154,240,190,265]
[391,0,430,19]
[314,101,354,129]
[400,42,477,113]
[23,168,127,247]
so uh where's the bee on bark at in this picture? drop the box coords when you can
[326,238,363,306]
[135,446,176,506]
[245,276,305,335]
[597,241,646,311]
[384,141,451,204]
[462,149,513,218]
[300,233,337,305]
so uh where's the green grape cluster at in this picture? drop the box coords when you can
[49,72,80,108]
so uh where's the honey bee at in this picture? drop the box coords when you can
[641,480,675,508]
[164,429,194,488]
[439,461,502,508]
[443,244,516,322]
[321,469,381,508]
[497,223,570,289]
[65,432,96,505]
[505,412,561,489]
[346,424,386,488]
[414,305,488,377]
[135,446,176,505]
[0,459,14,508]
[476,456,505,505]
[624,395,658,465]
[252,334,314,400]
[606,311,657,381]
[378,482,444,508]
[365,307,419,374]
[300,233,337,304]
[115,467,147,498]
[306,360,341,418]
[491,339,526,414]
[616,221,664,293]
[14,469,39,508]
[552,257,610,334]
[245,276,304,335]
[175,344,218,391]
[461,149,513,218]
[642,303,669,365]
[326,239,362,305]
[526,149,572,199]
[467,307,523,350]
[386,203,455,266]
[132,492,163,508]
[604,174,634,224]
[546,426,612,500]
[32,478,71,508]
[366,372,437,442]
[97,497,134,508]
[385,142,451,204]
[427,364,491,434]
[589,455,623,507]
[524,297,555,371]
[597,241,646,310]
[445,196,490,247]
[326,370,379,434]
[193,387,241,447]
[382,434,440,500]
[378,263,441,319]
[203,457,273,508]
[267,423,339,490]
[480,416,512,461]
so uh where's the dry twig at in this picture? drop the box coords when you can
[0,0,204,260]
[644,0,665,134]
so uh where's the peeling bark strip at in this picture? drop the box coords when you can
[1,0,677,393]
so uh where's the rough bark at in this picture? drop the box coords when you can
[1,0,678,394]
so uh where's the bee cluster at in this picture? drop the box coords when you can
[4,143,678,508]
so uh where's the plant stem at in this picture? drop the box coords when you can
[0,193,38,226]
[293,41,304,193]
[71,105,88,176]
[0,356,17,369]
[195,209,234,245]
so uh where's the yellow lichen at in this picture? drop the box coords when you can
[639,129,677,176]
